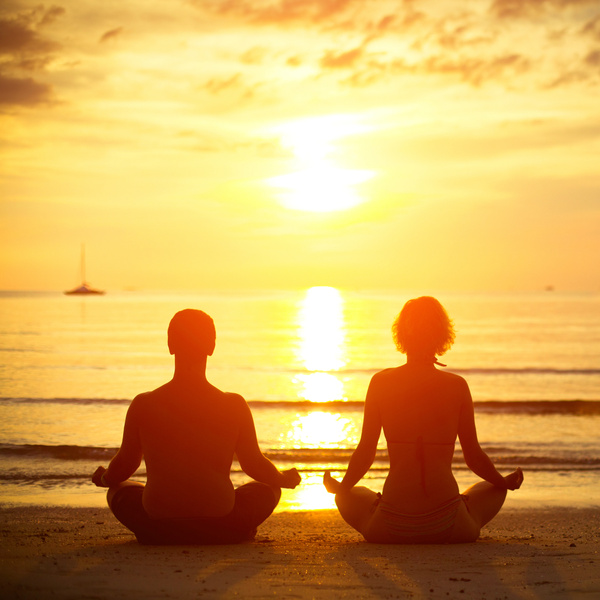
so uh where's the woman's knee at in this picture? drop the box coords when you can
[334,486,379,532]
[462,482,507,528]
[446,501,480,543]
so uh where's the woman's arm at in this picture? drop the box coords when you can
[338,377,383,491]
[458,383,523,490]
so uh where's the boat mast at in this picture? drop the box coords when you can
[80,244,86,284]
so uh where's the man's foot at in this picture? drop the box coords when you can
[323,471,342,494]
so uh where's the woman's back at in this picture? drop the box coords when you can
[371,362,470,512]
[324,296,523,544]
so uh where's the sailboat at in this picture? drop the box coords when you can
[64,245,105,295]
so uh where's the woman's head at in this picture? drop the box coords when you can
[392,296,455,357]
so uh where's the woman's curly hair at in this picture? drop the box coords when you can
[392,296,455,357]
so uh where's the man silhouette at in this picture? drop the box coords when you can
[93,309,300,544]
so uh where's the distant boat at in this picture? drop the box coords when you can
[64,245,105,295]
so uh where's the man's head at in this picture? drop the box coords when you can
[167,309,216,357]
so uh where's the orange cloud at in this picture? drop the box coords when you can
[99,27,123,44]
[0,6,63,107]
[320,45,365,69]
[490,0,598,20]
[202,73,244,94]
[0,73,53,105]
[197,0,356,26]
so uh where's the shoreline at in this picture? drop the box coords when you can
[1,506,598,599]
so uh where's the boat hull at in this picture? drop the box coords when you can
[64,284,105,295]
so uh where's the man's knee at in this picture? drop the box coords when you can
[268,484,282,506]
[238,481,281,510]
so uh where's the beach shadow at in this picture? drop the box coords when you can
[7,532,283,599]
[332,536,569,599]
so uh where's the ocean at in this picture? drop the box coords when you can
[1,289,599,511]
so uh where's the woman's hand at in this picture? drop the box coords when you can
[503,467,524,490]
[323,471,342,494]
[92,466,107,487]
[280,468,302,489]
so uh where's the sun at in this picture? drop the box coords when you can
[268,165,374,212]
[266,115,375,212]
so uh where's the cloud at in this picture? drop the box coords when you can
[421,53,531,86]
[240,46,269,65]
[99,27,123,44]
[585,49,600,67]
[39,5,66,27]
[177,129,288,158]
[0,5,63,106]
[581,15,600,40]
[0,73,53,106]
[544,47,600,88]
[0,12,60,56]
[202,73,244,94]
[321,48,531,88]
[198,72,268,104]
[490,0,598,20]
[320,45,365,69]
[196,0,356,26]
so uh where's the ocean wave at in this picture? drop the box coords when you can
[473,400,600,415]
[0,397,131,405]
[2,397,599,414]
[1,443,598,470]
[0,444,118,460]
[216,366,600,376]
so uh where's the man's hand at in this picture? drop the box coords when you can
[92,466,108,487]
[503,467,524,490]
[280,468,301,489]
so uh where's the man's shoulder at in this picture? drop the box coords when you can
[130,383,171,405]
[209,386,246,406]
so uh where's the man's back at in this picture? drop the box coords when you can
[93,308,299,544]
[130,380,246,518]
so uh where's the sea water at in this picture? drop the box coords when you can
[1,289,599,511]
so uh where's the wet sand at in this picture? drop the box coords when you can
[1,506,598,599]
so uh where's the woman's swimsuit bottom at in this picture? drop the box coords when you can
[366,494,466,543]
[110,481,278,545]
[363,436,465,543]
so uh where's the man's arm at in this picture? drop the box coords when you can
[92,397,144,487]
[235,398,300,489]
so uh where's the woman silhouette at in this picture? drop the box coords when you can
[324,296,523,543]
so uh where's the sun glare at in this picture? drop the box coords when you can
[267,115,375,212]
[278,114,369,161]
[268,165,374,212]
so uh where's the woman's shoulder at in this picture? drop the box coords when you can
[436,368,470,387]
[372,366,402,381]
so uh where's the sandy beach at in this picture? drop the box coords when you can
[1,506,598,599]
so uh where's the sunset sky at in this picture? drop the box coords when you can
[1,0,599,292]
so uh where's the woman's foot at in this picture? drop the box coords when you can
[323,471,342,494]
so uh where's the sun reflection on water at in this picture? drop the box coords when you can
[285,411,353,448]
[279,473,337,511]
[295,286,346,401]
[293,372,344,404]
[286,287,354,509]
